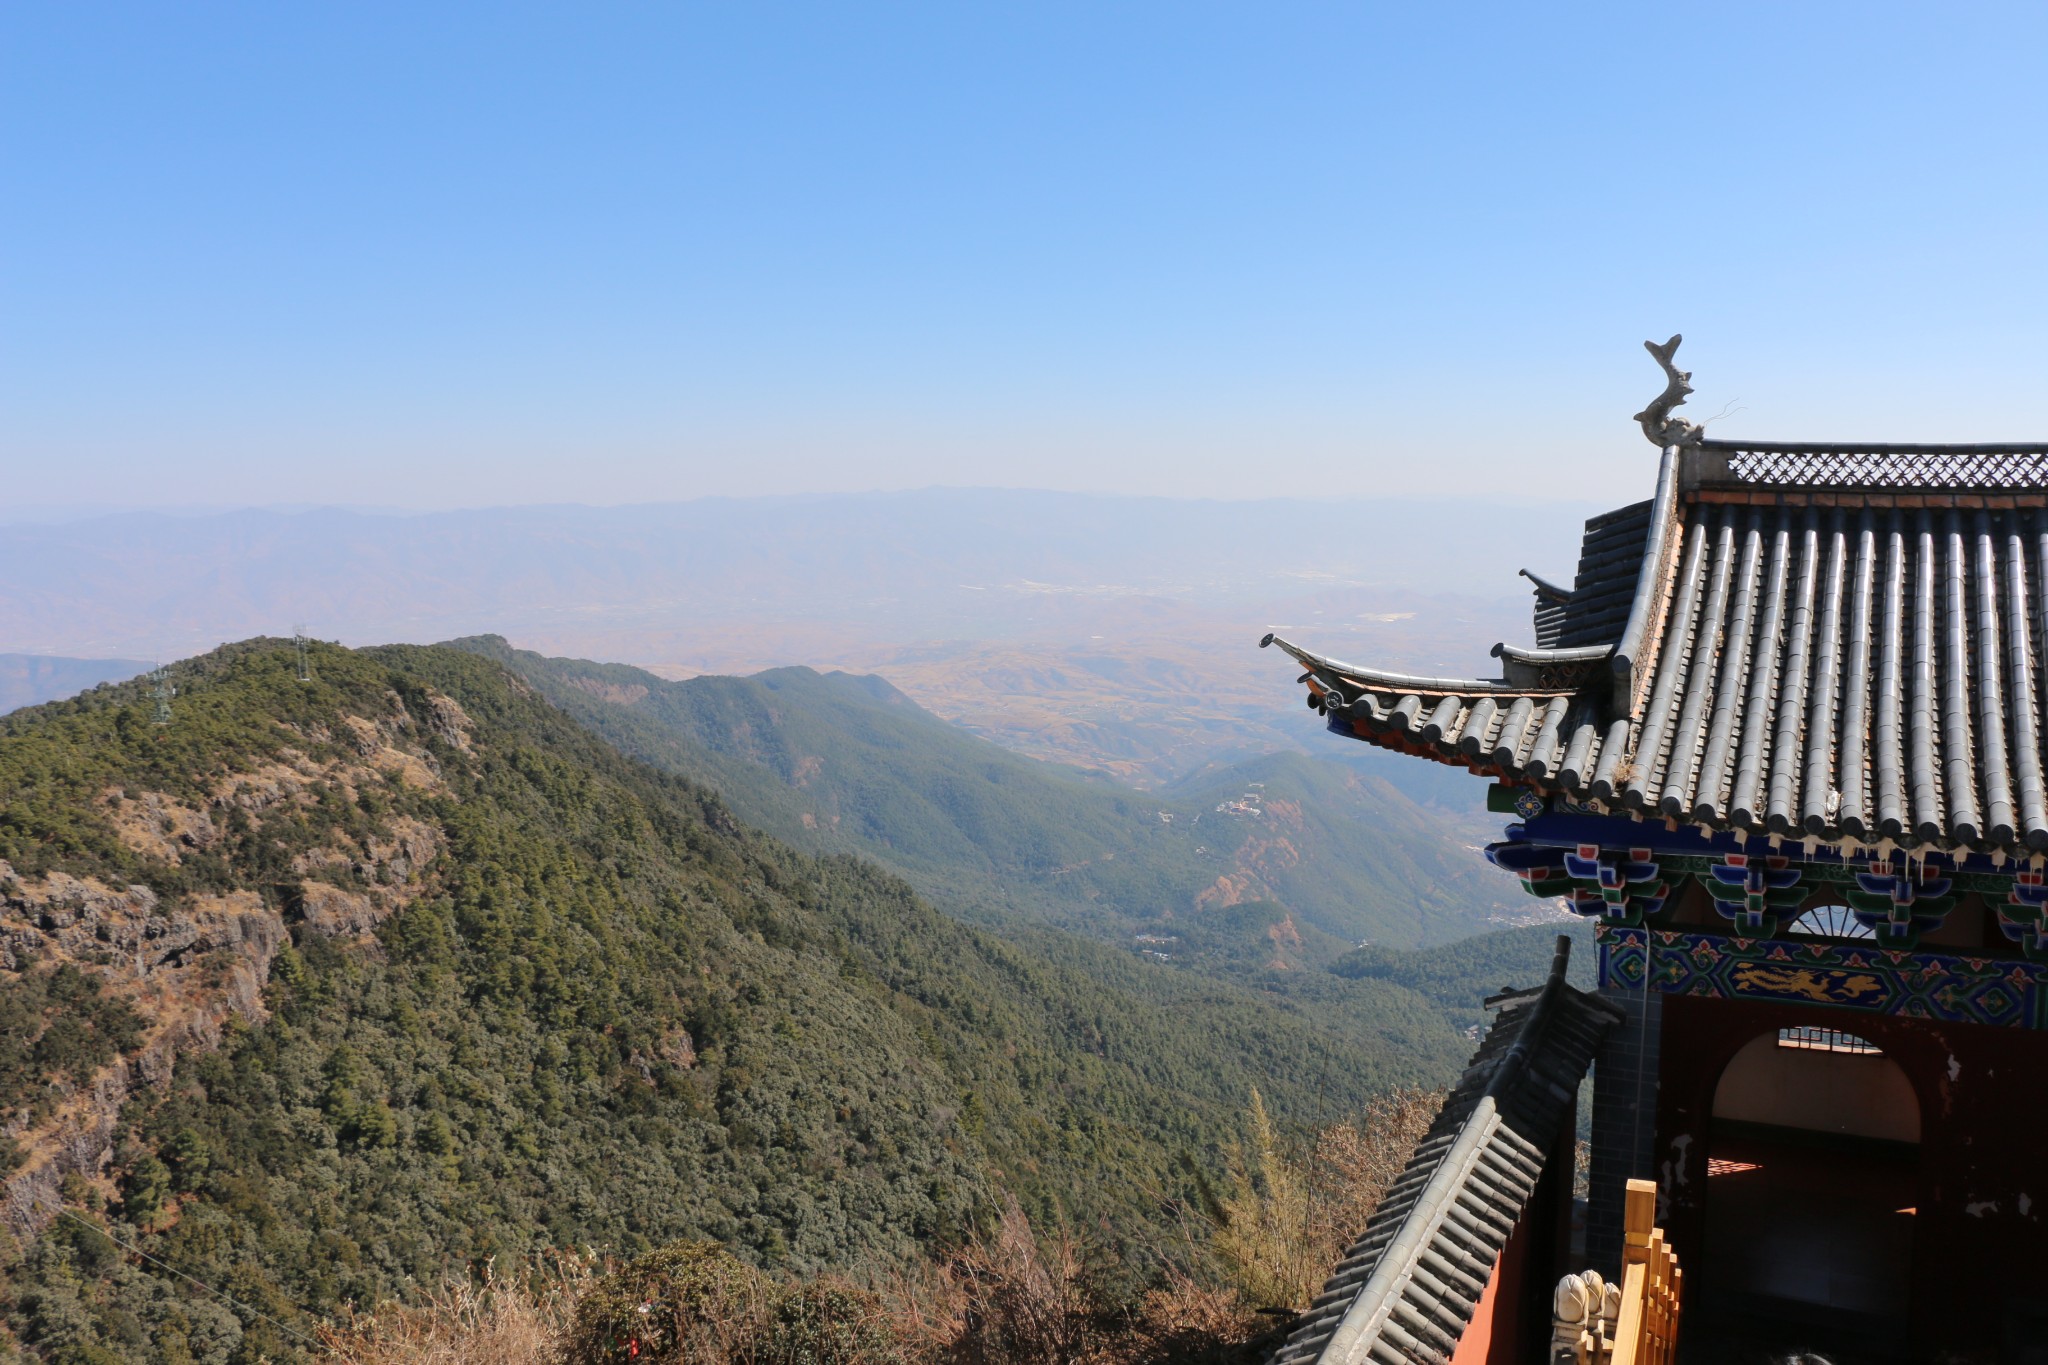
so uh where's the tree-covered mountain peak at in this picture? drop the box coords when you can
[0,634,1505,1361]
[0,644,500,1230]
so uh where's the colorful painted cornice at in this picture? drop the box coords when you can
[1595,924,2048,1031]
[1490,803,2048,959]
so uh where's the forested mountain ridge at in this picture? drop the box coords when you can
[0,638,1484,1362]
[447,637,1531,950]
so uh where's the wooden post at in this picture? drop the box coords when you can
[1611,1180,1660,1365]
[1622,1178,1657,1265]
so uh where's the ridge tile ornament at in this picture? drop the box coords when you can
[1633,334,1705,449]
[1710,443,2048,489]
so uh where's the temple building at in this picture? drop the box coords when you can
[1264,338,2048,1363]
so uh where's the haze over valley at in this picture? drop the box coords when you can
[1,488,1590,792]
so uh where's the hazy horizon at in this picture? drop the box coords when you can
[0,481,1609,526]
[0,488,1567,782]
[0,487,1583,652]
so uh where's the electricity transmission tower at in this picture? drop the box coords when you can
[149,667,174,726]
[293,626,313,683]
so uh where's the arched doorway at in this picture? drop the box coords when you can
[1700,1023,1920,1327]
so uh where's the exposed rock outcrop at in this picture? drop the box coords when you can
[0,697,452,1236]
[1,876,286,1233]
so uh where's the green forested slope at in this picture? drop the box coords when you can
[448,638,1524,948]
[1331,921,1596,1032]
[0,640,1477,1363]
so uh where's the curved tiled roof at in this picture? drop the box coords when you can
[1268,937,1618,1365]
[1266,441,2048,855]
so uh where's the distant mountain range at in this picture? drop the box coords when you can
[453,636,1551,951]
[0,491,1593,660]
[0,654,150,715]
[0,632,1554,950]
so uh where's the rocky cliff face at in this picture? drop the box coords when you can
[0,868,284,1232]
[0,679,463,1234]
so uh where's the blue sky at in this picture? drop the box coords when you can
[5,2,2046,511]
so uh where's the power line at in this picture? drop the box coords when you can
[49,1206,324,1350]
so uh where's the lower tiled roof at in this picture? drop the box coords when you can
[1527,499,1653,650]
[1269,937,1618,1365]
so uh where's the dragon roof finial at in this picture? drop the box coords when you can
[1633,334,1704,448]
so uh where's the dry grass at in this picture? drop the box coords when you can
[913,1200,1269,1365]
[558,1240,900,1365]
[322,1245,900,1365]
[317,1254,590,1365]
[1120,1263,1267,1365]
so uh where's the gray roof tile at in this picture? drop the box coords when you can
[1267,937,1618,1365]
[1264,441,2048,856]
[1523,499,1655,649]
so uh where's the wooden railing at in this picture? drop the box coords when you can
[1613,1178,1681,1364]
[1550,1179,1682,1364]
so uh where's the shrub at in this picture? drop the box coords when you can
[937,1202,1093,1365]
[766,1281,901,1365]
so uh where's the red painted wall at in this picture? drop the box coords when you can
[1447,1254,1501,1365]
[1651,992,2048,1352]
[1447,1219,1530,1365]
